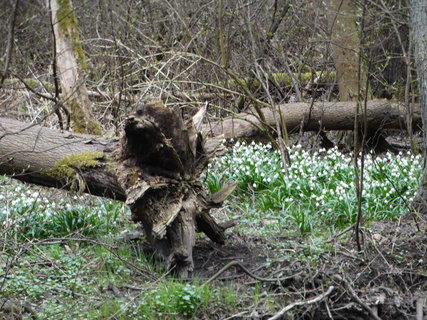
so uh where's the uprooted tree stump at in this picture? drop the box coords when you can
[0,100,235,278]
[115,100,236,277]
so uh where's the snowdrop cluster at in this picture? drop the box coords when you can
[206,141,422,232]
[0,177,128,239]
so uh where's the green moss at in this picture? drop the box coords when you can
[128,169,140,186]
[56,0,87,69]
[5,78,56,91]
[46,152,104,190]
[86,119,102,136]
[68,100,102,136]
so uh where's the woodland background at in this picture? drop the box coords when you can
[0,0,426,319]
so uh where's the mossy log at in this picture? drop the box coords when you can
[0,101,233,277]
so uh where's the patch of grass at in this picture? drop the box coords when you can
[0,176,247,319]
[136,281,221,319]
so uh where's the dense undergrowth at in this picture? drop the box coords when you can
[0,142,422,319]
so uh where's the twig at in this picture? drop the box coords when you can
[206,260,282,284]
[267,285,335,320]
[367,230,392,268]
[416,296,424,320]
[325,223,355,243]
[223,311,249,320]
[333,275,382,320]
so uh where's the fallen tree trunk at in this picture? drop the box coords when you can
[0,118,124,199]
[204,100,421,139]
[0,101,234,278]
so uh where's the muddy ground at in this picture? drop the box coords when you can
[190,213,426,319]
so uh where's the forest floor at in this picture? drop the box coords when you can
[0,131,426,320]
[188,131,427,319]
[190,213,426,319]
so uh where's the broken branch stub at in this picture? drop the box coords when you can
[115,100,233,278]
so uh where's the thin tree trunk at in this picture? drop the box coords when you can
[50,0,101,135]
[326,0,368,101]
[410,0,427,215]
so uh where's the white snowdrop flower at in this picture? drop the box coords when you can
[253,183,257,188]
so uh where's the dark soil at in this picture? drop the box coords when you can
[191,214,426,319]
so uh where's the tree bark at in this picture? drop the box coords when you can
[0,101,234,277]
[0,117,124,199]
[50,0,101,135]
[204,100,421,139]
[326,0,368,101]
[410,0,427,215]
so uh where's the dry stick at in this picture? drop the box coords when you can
[218,0,227,68]
[325,223,355,243]
[267,286,335,320]
[416,296,424,320]
[48,0,70,130]
[255,64,291,172]
[223,311,249,320]
[367,231,392,269]
[283,55,302,102]
[164,0,201,57]
[333,275,382,320]
[354,0,368,252]
[206,261,282,284]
